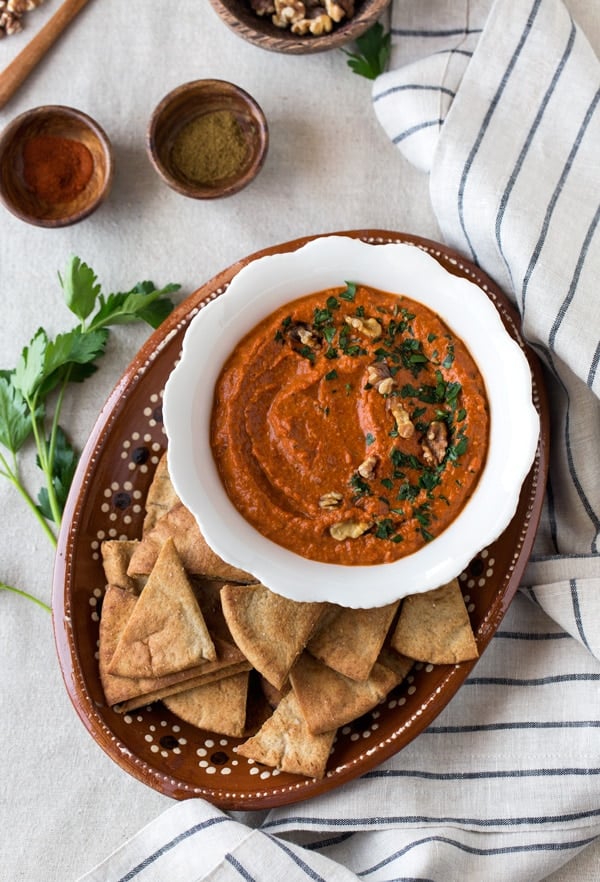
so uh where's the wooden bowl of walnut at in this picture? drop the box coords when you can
[207,0,390,54]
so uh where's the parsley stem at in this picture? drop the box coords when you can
[0,582,51,613]
[0,450,57,547]
[27,389,63,529]
[44,370,71,526]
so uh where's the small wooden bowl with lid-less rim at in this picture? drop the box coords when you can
[146,79,269,200]
[0,105,113,228]
[207,0,390,54]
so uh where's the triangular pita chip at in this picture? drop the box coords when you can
[127,502,254,583]
[236,689,336,779]
[191,578,236,644]
[117,664,253,713]
[108,537,216,679]
[221,582,324,690]
[377,644,414,681]
[163,671,249,738]
[107,637,250,709]
[390,579,479,665]
[101,540,145,593]
[99,585,222,707]
[143,451,181,532]
[307,601,399,681]
[99,584,139,703]
[243,672,277,736]
[260,675,288,710]
[289,651,401,735]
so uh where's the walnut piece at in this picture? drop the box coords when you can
[390,401,415,439]
[366,362,395,395]
[319,491,343,510]
[422,420,448,465]
[250,0,275,14]
[286,320,321,348]
[253,0,352,37]
[329,520,372,541]
[1,0,43,36]
[7,0,42,11]
[357,455,378,480]
[0,9,22,34]
[273,0,305,25]
[324,0,353,19]
[345,315,382,339]
[291,7,332,34]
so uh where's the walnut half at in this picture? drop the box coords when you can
[319,491,343,510]
[250,0,275,14]
[422,420,448,465]
[366,362,395,395]
[357,455,378,480]
[273,0,305,26]
[291,7,332,34]
[390,401,415,439]
[329,520,372,540]
[345,315,382,339]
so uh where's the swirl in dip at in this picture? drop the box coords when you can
[211,283,489,566]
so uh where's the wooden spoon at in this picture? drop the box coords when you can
[0,0,91,111]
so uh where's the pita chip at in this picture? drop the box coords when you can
[221,582,324,690]
[127,503,254,583]
[289,651,401,735]
[163,671,249,738]
[260,675,287,710]
[390,579,479,665]
[236,689,336,779]
[99,584,224,707]
[191,578,237,644]
[100,540,145,594]
[99,584,139,703]
[377,644,414,681]
[143,451,180,532]
[307,601,399,681]
[108,537,216,679]
[107,636,251,710]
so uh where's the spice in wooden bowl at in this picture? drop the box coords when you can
[0,105,113,228]
[147,80,269,200]
[22,133,94,203]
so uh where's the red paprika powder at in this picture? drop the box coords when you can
[22,134,93,203]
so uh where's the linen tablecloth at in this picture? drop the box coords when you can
[1,1,599,880]
[75,1,600,880]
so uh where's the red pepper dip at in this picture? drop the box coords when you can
[211,283,489,566]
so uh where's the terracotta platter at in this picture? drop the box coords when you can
[52,230,549,810]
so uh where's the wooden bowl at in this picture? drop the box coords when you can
[207,0,390,54]
[0,105,113,228]
[147,80,269,200]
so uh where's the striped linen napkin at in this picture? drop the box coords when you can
[79,1,600,879]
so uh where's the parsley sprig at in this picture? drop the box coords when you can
[343,22,391,80]
[0,256,179,609]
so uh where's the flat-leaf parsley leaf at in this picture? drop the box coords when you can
[0,256,179,610]
[343,23,391,80]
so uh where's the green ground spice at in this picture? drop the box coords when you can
[171,110,249,185]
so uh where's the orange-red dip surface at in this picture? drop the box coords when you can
[211,284,489,565]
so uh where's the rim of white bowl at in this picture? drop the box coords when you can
[163,235,539,608]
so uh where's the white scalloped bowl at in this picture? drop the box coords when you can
[163,236,539,608]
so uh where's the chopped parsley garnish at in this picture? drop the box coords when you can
[339,282,357,301]
[442,343,455,368]
[299,345,315,363]
[349,473,372,497]
[272,284,477,555]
